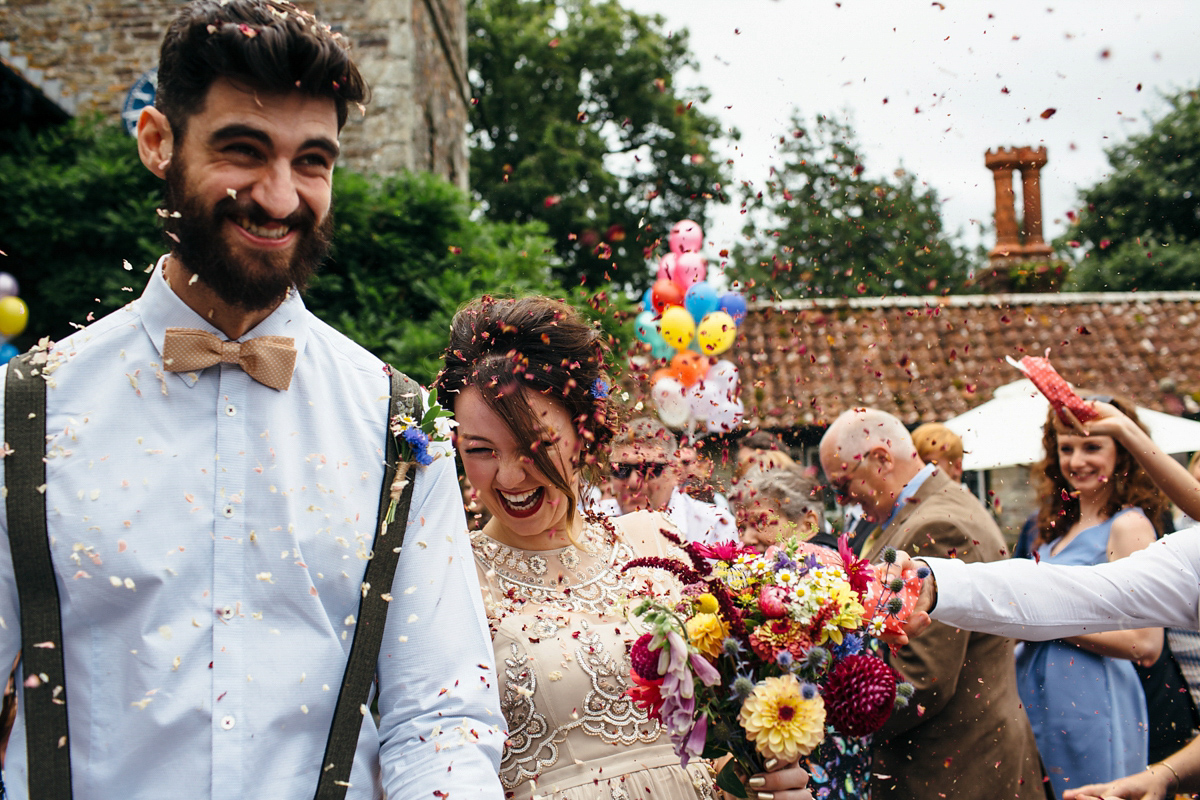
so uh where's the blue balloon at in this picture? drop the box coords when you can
[684,283,720,322]
[719,291,748,325]
[0,343,18,362]
[634,310,658,343]
[635,310,673,357]
[641,287,655,313]
[650,339,676,361]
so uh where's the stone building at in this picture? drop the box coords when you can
[0,0,469,187]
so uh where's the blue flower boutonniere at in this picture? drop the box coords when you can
[385,387,457,526]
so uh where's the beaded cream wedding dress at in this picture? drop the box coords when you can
[471,518,717,800]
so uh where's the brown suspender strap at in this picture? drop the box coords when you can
[314,368,421,800]
[5,352,73,799]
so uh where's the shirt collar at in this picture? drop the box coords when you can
[138,254,310,388]
[880,462,937,531]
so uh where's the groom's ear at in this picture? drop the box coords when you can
[137,107,175,179]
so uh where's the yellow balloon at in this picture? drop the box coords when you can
[696,311,737,355]
[659,305,695,351]
[0,296,28,337]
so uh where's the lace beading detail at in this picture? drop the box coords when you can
[494,622,661,789]
[575,620,660,745]
[471,524,642,619]
[498,641,555,790]
[476,524,676,790]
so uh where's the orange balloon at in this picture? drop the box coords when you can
[651,367,676,385]
[671,351,708,387]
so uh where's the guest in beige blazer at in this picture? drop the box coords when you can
[820,408,1047,800]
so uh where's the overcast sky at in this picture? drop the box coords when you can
[623,0,1200,264]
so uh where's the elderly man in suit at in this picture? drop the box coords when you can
[820,407,1046,800]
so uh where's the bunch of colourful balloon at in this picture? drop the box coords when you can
[0,273,26,362]
[633,220,747,434]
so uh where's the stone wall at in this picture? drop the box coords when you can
[0,0,468,185]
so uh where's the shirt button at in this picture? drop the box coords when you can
[222,506,235,518]
[219,606,234,620]
[220,715,236,730]
[225,404,236,416]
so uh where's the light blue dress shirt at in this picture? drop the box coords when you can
[0,260,504,799]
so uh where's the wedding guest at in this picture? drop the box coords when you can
[910,422,964,482]
[609,416,737,545]
[435,295,813,800]
[891,396,1200,800]
[732,466,833,554]
[819,408,1045,800]
[0,2,504,797]
[1014,397,1164,796]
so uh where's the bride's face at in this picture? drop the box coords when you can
[455,386,582,550]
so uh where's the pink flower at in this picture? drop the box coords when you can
[659,631,697,734]
[838,533,874,598]
[679,712,708,768]
[689,652,721,687]
[692,540,756,562]
[759,585,788,618]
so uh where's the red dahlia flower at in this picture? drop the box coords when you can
[822,654,898,737]
[631,633,664,680]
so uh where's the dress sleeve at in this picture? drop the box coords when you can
[929,529,1200,637]
[375,452,506,799]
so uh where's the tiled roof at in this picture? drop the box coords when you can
[729,291,1200,429]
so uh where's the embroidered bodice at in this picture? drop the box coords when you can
[471,520,714,799]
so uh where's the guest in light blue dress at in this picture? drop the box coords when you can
[1018,396,1167,799]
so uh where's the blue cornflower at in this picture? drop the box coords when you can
[402,427,434,466]
[589,378,609,399]
[831,633,863,658]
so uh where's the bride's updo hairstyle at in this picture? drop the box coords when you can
[435,296,616,523]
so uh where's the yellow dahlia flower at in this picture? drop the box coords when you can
[738,674,826,762]
[685,612,727,658]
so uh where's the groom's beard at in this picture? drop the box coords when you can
[162,154,333,311]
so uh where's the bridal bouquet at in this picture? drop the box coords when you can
[623,534,922,797]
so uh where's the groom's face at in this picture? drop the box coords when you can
[162,79,338,310]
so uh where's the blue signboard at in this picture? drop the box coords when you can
[121,68,158,136]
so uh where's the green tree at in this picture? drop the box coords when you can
[731,112,970,299]
[0,117,164,345]
[468,0,730,291]
[1061,88,1200,291]
[0,118,612,384]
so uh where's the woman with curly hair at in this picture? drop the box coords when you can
[434,296,813,800]
[1018,394,1166,798]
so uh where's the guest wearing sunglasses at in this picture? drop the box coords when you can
[606,417,737,545]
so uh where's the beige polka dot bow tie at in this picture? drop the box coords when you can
[161,327,297,391]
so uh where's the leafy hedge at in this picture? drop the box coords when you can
[0,118,625,384]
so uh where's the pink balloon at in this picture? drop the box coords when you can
[656,252,678,283]
[669,219,704,255]
[672,252,707,291]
